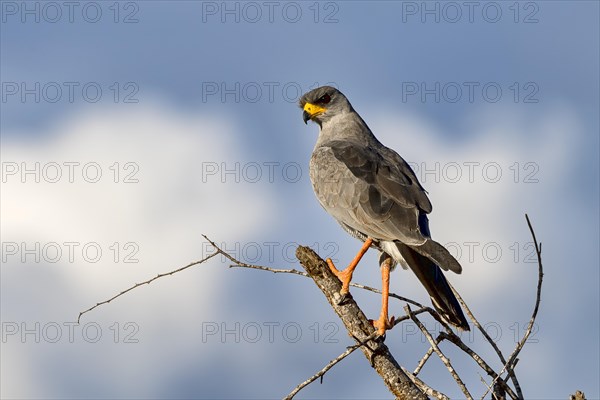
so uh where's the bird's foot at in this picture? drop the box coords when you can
[370,315,395,337]
[325,238,373,299]
[326,258,353,296]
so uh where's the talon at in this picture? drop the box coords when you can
[326,258,338,274]
[371,315,395,337]
[327,258,353,295]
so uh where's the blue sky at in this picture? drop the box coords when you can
[1,1,599,399]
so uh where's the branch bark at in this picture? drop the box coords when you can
[295,245,427,399]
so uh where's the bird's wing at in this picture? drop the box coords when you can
[310,140,461,273]
[337,141,432,213]
[310,140,430,245]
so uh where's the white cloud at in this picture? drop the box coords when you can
[0,101,279,398]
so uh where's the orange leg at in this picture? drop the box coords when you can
[326,238,373,295]
[371,257,395,336]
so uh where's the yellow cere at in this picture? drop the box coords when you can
[303,102,327,116]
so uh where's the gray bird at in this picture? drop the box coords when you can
[300,86,469,334]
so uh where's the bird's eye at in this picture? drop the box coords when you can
[318,93,331,104]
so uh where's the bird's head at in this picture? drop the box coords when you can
[299,86,352,127]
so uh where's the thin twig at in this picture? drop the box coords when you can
[479,375,495,399]
[449,284,523,399]
[392,306,430,327]
[77,251,220,323]
[405,304,474,400]
[348,282,425,308]
[229,264,424,308]
[413,335,443,376]
[283,332,379,400]
[481,214,543,399]
[229,263,309,277]
[401,366,451,400]
[439,332,517,400]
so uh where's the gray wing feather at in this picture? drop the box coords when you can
[310,140,461,273]
[310,141,428,245]
[329,141,431,212]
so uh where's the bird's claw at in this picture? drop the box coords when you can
[370,315,395,337]
[326,258,353,297]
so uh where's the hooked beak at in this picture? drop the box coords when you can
[302,110,311,124]
[302,102,327,125]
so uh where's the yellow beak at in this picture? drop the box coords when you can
[302,102,327,124]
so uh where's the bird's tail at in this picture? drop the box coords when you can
[395,243,470,331]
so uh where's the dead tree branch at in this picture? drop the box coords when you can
[481,214,544,399]
[294,245,427,399]
[439,331,517,400]
[401,366,450,400]
[449,285,523,398]
[77,251,220,323]
[405,305,473,399]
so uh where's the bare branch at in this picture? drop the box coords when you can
[570,390,586,400]
[229,263,424,308]
[479,375,495,400]
[449,284,523,398]
[284,332,378,400]
[401,366,450,400]
[413,335,442,376]
[349,282,425,308]
[229,263,309,277]
[482,214,543,399]
[405,304,473,400]
[439,332,517,400]
[77,251,220,323]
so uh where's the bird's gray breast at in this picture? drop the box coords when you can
[309,146,364,223]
